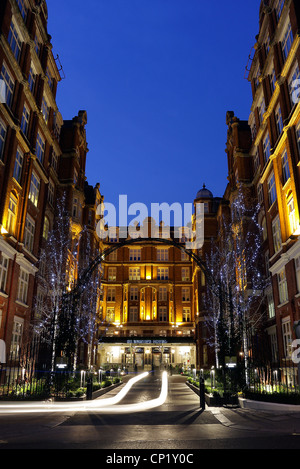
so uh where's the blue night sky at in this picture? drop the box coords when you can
[47,0,261,218]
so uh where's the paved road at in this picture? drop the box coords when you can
[0,371,300,453]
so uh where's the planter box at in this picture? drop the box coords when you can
[186,381,238,407]
[91,381,122,400]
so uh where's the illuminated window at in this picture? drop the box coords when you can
[106,307,115,323]
[41,96,50,123]
[129,267,140,281]
[282,150,290,184]
[28,172,40,207]
[282,22,293,62]
[8,20,22,62]
[17,269,29,304]
[7,193,17,234]
[157,267,168,280]
[24,214,35,252]
[287,196,297,234]
[282,319,292,358]
[13,147,24,184]
[267,291,275,319]
[108,267,117,282]
[183,307,191,322]
[42,217,49,240]
[268,172,277,206]
[288,64,300,107]
[278,269,288,304]
[181,267,189,281]
[272,215,282,253]
[0,254,9,292]
[10,317,24,355]
[0,62,14,107]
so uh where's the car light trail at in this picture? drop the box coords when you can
[0,372,168,414]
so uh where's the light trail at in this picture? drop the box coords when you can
[0,372,168,414]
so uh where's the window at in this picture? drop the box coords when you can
[72,197,79,218]
[34,35,41,57]
[51,151,58,171]
[263,133,271,163]
[182,267,190,281]
[282,22,293,62]
[41,96,50,123]
[254,150,260,174]
[10,317,23,355]
[0,254,9,292]
[295,256,300,293]
[8,20,22,62]
[106,307,115,323]
[282,319,292,358]
[45,67,53,90]
[47,179,55,206]
[129,267,140,280]
[0,63,14,107]
[42,217,49,240]
[157,267,168,280]
[296,123,300,158]
[181,250,189,261]
[158,306,168,322]
[262,217,267,241]
[183,307,191,322]
[130,286,138,301]
[272,215,282,253]
[7,193,17,234]
[182,287,190,302]
[129,249,141,261]
[28,65,36,93]
[129,306,138,322]
[158,286,167,301]
[270,68,276,94]
[269,329,278,363]
[24,214,35,252]
[257,183,263,204]
[107,287,116,302]
[35,131,45,164]
[157,249,168,261]
[282,150,290,185]
[288,64,300,107]
[17,0,28,20]
[287,196,297,234]
[21,103,30,136]
[275,105,283,136]
[268,172,277,206]
[275,0,285,20]
[109,250,117,261]
[278,269,288,304]
[0,119,6,160]
[17,269,29,304]
[13,147,24,184]
[258,97,266,124]
[28,172,40,207]
[267,292,275,319]
[108,267,116,282]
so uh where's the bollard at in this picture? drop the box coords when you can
[199,377,205,410]
[86,377,93,400]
